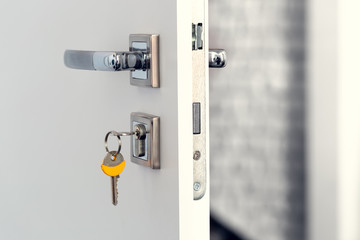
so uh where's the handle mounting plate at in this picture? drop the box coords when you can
[129,34,160,88]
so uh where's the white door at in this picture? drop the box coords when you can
[0,0,210,239]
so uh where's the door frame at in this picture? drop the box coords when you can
[307,0,360,239]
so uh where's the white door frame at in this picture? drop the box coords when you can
[307,0,360,239]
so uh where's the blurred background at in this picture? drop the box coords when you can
[208,0,360,239]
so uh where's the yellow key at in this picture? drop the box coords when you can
[101,151,125,205]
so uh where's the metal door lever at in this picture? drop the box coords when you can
[64,50,148,71]
[63,34,160,88]
[209,49,226,68]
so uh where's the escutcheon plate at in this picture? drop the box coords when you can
[130,112,160,169]
[129,34,160,88]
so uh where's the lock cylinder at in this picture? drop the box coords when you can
[134,124,147,157]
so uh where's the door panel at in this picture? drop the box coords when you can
[0,0,207,239]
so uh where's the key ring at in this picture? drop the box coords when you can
[104,131,122,156]
[113,131,135,136]
[104,127,147,156]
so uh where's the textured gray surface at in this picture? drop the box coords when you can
[209,0,306,239]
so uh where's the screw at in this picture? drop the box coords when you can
[193,182,201,191]
[193,151,201,160]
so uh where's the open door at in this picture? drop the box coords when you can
[0,0,215,239]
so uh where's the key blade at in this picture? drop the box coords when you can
[111,176,119,206]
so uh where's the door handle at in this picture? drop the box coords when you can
[65,49,225,71]
[209,49,226,68]
[64,50,148,72]
[63,34,160,88]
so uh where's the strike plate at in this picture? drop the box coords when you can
[129,34,160,88]
[130,112,160,169]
